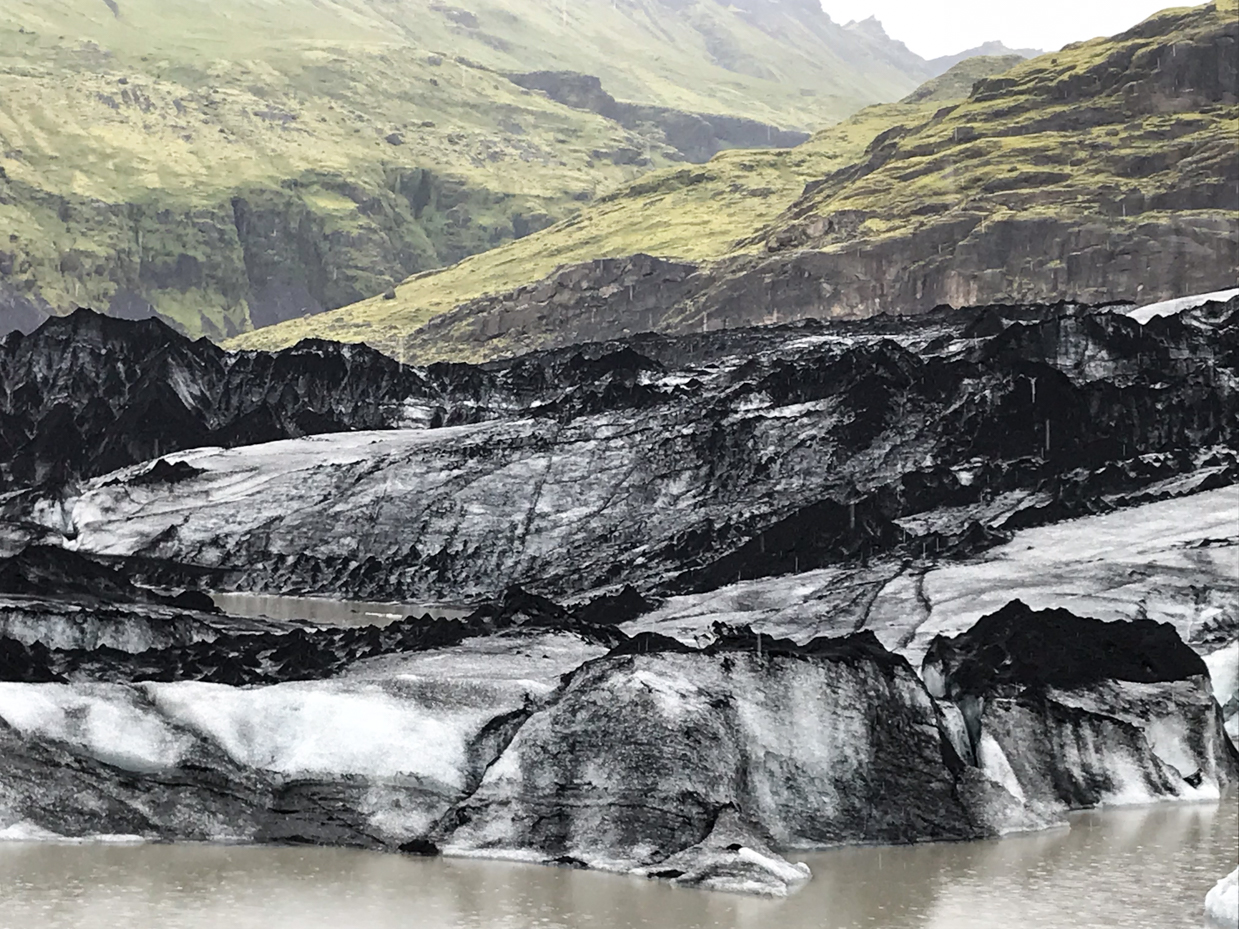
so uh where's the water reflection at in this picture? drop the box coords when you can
[209,592,472,627]
[0,802,1234,929]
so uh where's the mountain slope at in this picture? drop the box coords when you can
[228,56,1021,354]
[0,0,935,338]
[232,0,1237,362]
[927,41,1041,76]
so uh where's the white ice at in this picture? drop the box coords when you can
[1206,867,1239,927]
[342,631,607,694]
[904,485,1239,664]
[146,679,496,788]
[0,823,145,844]
[1204,642,1239,740]
[1127,288,1239,324]
[624,486,1239,665]
[0,683,192,773]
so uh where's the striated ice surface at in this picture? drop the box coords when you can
[907,486,1239,662]
[146,681,489,787]
[624,486,1239,664]
[341,631,607,692]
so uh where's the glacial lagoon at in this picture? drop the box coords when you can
[209,592,473,627]
[1,801,1235,929]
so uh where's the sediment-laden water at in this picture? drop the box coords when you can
[1,802,1234,929]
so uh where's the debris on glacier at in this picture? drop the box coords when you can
[0,303,1234,894]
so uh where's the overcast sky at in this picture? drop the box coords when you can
[820,0,1192,59]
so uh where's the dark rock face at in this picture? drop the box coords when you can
[507,71,808,163]
[407,223,1237,361]
[0,161,561,339]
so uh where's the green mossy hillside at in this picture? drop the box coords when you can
[762,0,1237,255]
[0,0,936,336]
[225,60,1022,351]
[231,1,1238,361]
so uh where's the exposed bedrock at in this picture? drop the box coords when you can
[409,218,1239,359]
[506,71,810,163]
[0,607,1232,895]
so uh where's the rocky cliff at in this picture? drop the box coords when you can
[508,71,810,162]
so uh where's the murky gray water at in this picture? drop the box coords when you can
[210,592,472,627]
[0,802,1235,929]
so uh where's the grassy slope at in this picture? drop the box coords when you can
[900,55,1026,104]
[0,0,931,336]
[227,58,1019,351]
[765,1,1237,247]
[0,35,656,335]
[232,0,1237,358]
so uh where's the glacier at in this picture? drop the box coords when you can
[0,302,1235,895]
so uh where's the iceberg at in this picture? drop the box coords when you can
[1206,868,1239,927]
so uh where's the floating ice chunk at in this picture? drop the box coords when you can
[0,683,191,772]
[627,807,813,897]
[1206,867,1239,927]
[1128,288,1239,324]
[736,846,812,885]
